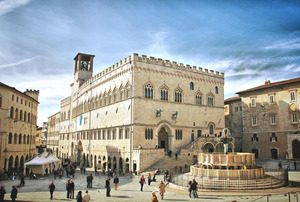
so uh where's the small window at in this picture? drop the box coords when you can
[197,130,202,138]
[252,117,257,126]
[215,86,218,94]
[290,91,296,101]
[21,99,23,104]
[209,125,214,135]
[270,133,277,142]
[190,82,194,90]
[175,129,182,140]
[12,95,14,101]
[270,115,276,125]
[292,113,298,124]
[235,107,238,112]
[119,129,123,139]
[252,134,258,142]
[16,97,18,103]
[269,95,274,104]
[251,98,256,107]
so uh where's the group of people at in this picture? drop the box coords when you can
[188,179,198,198]
[48,181,91,202]
[278,160,297,171]
[0,185,17,202]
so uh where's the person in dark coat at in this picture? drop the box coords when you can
[76,191,82,202]
[66,179,71,198]
[69,180,75,199]
[10,186,17,202]
[49,182,55,200]
[0,186,6,202]
[105,177,111,197]
[20,175,25,187]
[113,175,119,190]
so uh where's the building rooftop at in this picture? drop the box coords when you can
[236,77,300,94]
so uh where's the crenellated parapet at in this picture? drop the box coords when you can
[131,53,224,78]
[79,53,224,90]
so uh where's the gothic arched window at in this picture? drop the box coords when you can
[160,86,168,101]
[144,84,153,99]
[175,89,182,103]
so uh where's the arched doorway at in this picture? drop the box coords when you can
[292,140,300,158]
[108,156,111,169]
[202,143,214,153]
[113,157,117,171]
[119,157,123,173]
[83,153,86,167]
[102,156,106,170]
[125,158,129,173]
[158,127,169,151]
[20,156,24,172]
[8,156,13,171]
[14,156,19,172]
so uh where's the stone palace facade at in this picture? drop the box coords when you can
[48,53,225,172]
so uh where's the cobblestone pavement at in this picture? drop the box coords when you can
[0,168,299,202]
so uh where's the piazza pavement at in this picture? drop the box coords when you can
[0,167,300,202]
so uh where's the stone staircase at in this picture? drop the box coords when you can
[142,153,193,174]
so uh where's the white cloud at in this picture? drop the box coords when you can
[0,0,31,16]
[0,56,40,69]
[264,38,300,50]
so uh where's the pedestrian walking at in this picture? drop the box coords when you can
[70,180,75,199]
[148,173,152,185]
[80,166,83,174]
[287,161,291,171]
[76,191,83,202]
[139,175,146,191]
[10,186,17,202]
[113,175,119,190]
[175,153,178,160]
[53,169,57,180]
[278,161,282,169]
[12,172,15,181]
[187,180,192,198]
[94,167,97,176]
[45,167,48,175]
[151,191,159,202]
[83,167,86,174]
[49,182,55,200]
[82,190,91,202]
[66,179,71,198]
[294,161,297,171]
[159,181,169,200]
[59,168,63,179]
[191,179,198,198]
[0,186,6,202]
[20,175,25,187]
[105,177,111,197]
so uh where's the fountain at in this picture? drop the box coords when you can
[188,128,286,190]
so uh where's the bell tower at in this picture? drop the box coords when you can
[73,53,95,89]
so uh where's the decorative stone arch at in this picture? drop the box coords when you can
[113,157,117,171]
[215,142,224,153]
[102,156,106,170]
[14,156,19,171]
[202,142,214,153]
[124,81,131,98]
[20,156,24,171]
[156,121,173,152]
[108,156,111,169]
[292,139,300,159]
[8,156,13,171]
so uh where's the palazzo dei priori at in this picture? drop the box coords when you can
[47,53,226,172]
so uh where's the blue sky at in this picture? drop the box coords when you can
[1,0,300,126]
